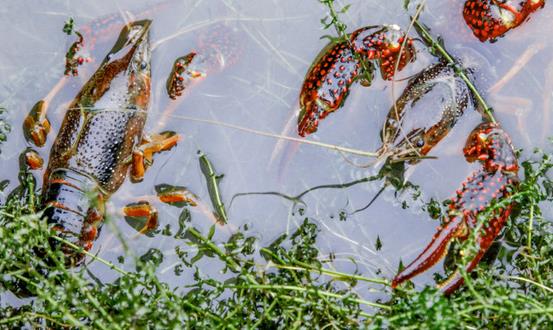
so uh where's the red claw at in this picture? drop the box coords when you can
[392,122,519,294]
[463,0,545,42]
[298,41,362,136]
[298,25,415,137]
[351,25,416,80]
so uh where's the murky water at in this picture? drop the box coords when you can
[1,0,552,304]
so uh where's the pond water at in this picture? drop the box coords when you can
[1,0,552,306]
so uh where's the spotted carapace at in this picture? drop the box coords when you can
[379,62,474,163]
[41,20,175,265]
[298,25,416,137]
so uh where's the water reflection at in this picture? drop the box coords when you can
[0,0,551,303]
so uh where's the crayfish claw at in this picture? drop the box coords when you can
[130,131,180,182]
[392,216,465,289]
[23,100,51,147]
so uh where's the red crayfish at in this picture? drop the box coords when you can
[298,25,416,137]
[392,122,519,294]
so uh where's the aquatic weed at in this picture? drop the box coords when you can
[0,2,552,328]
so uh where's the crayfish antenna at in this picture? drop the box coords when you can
[349,185,386,215]
[392,216,464,289]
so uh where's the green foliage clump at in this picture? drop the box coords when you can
[373,151,553,328]
[0,173,379,328]
[0,2,552,328]
[1,149,551,328]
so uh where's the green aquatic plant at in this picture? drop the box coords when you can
[62,17,75,35]
[318,0,351,42]
[198,151,229,224]
[1,2,552,328]
[373,149,553,328]
[0,107,11,154]
[317,0,376,87]
[0,147,551,328]
[0,193,383,327]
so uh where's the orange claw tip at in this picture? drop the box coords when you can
[23,149,44,170]
[160,133,180,150]
[123,201,155,217]
[155,184,197,207]
[297,105,320,137]
[463,0,544,42]
[392,216,464,290]
[130,150,146,183]
[152,131,180,152]
[123,201,158,235]
[23,100,51,147]
[297,116,318,137]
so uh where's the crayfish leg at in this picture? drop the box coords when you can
[130,131,180,182]
[392,215,466,289]
[23,100,51,147]
[123,201,158,235]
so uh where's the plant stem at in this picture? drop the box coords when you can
[13,274,85,327]
[277,293,373,319]
[508,275,553,294]
[260,247,388,285]
[229,284,391,310]
[0,210,14,218]
[527,203,534,251]
[186,227,241,273]
[171,114,378,158]
[0,312,71,327]
[50,236,129,276]
[413,20,497,124]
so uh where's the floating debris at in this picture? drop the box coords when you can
[64,31,91,76]
[23,149,43,170]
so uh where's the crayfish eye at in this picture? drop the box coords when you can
[415,139,425,148]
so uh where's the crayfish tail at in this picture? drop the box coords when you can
[42,168,105,266]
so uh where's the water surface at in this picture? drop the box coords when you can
[1,0,551,304]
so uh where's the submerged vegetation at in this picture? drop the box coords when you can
[0,142,551,328]
[1,0,552,328]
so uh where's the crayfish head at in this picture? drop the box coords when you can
[384,128,428,164]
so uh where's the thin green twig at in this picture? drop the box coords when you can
[260,247,388,285]
[527,203,534,251]
[508,275,553,294]
[229,284,390,310]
